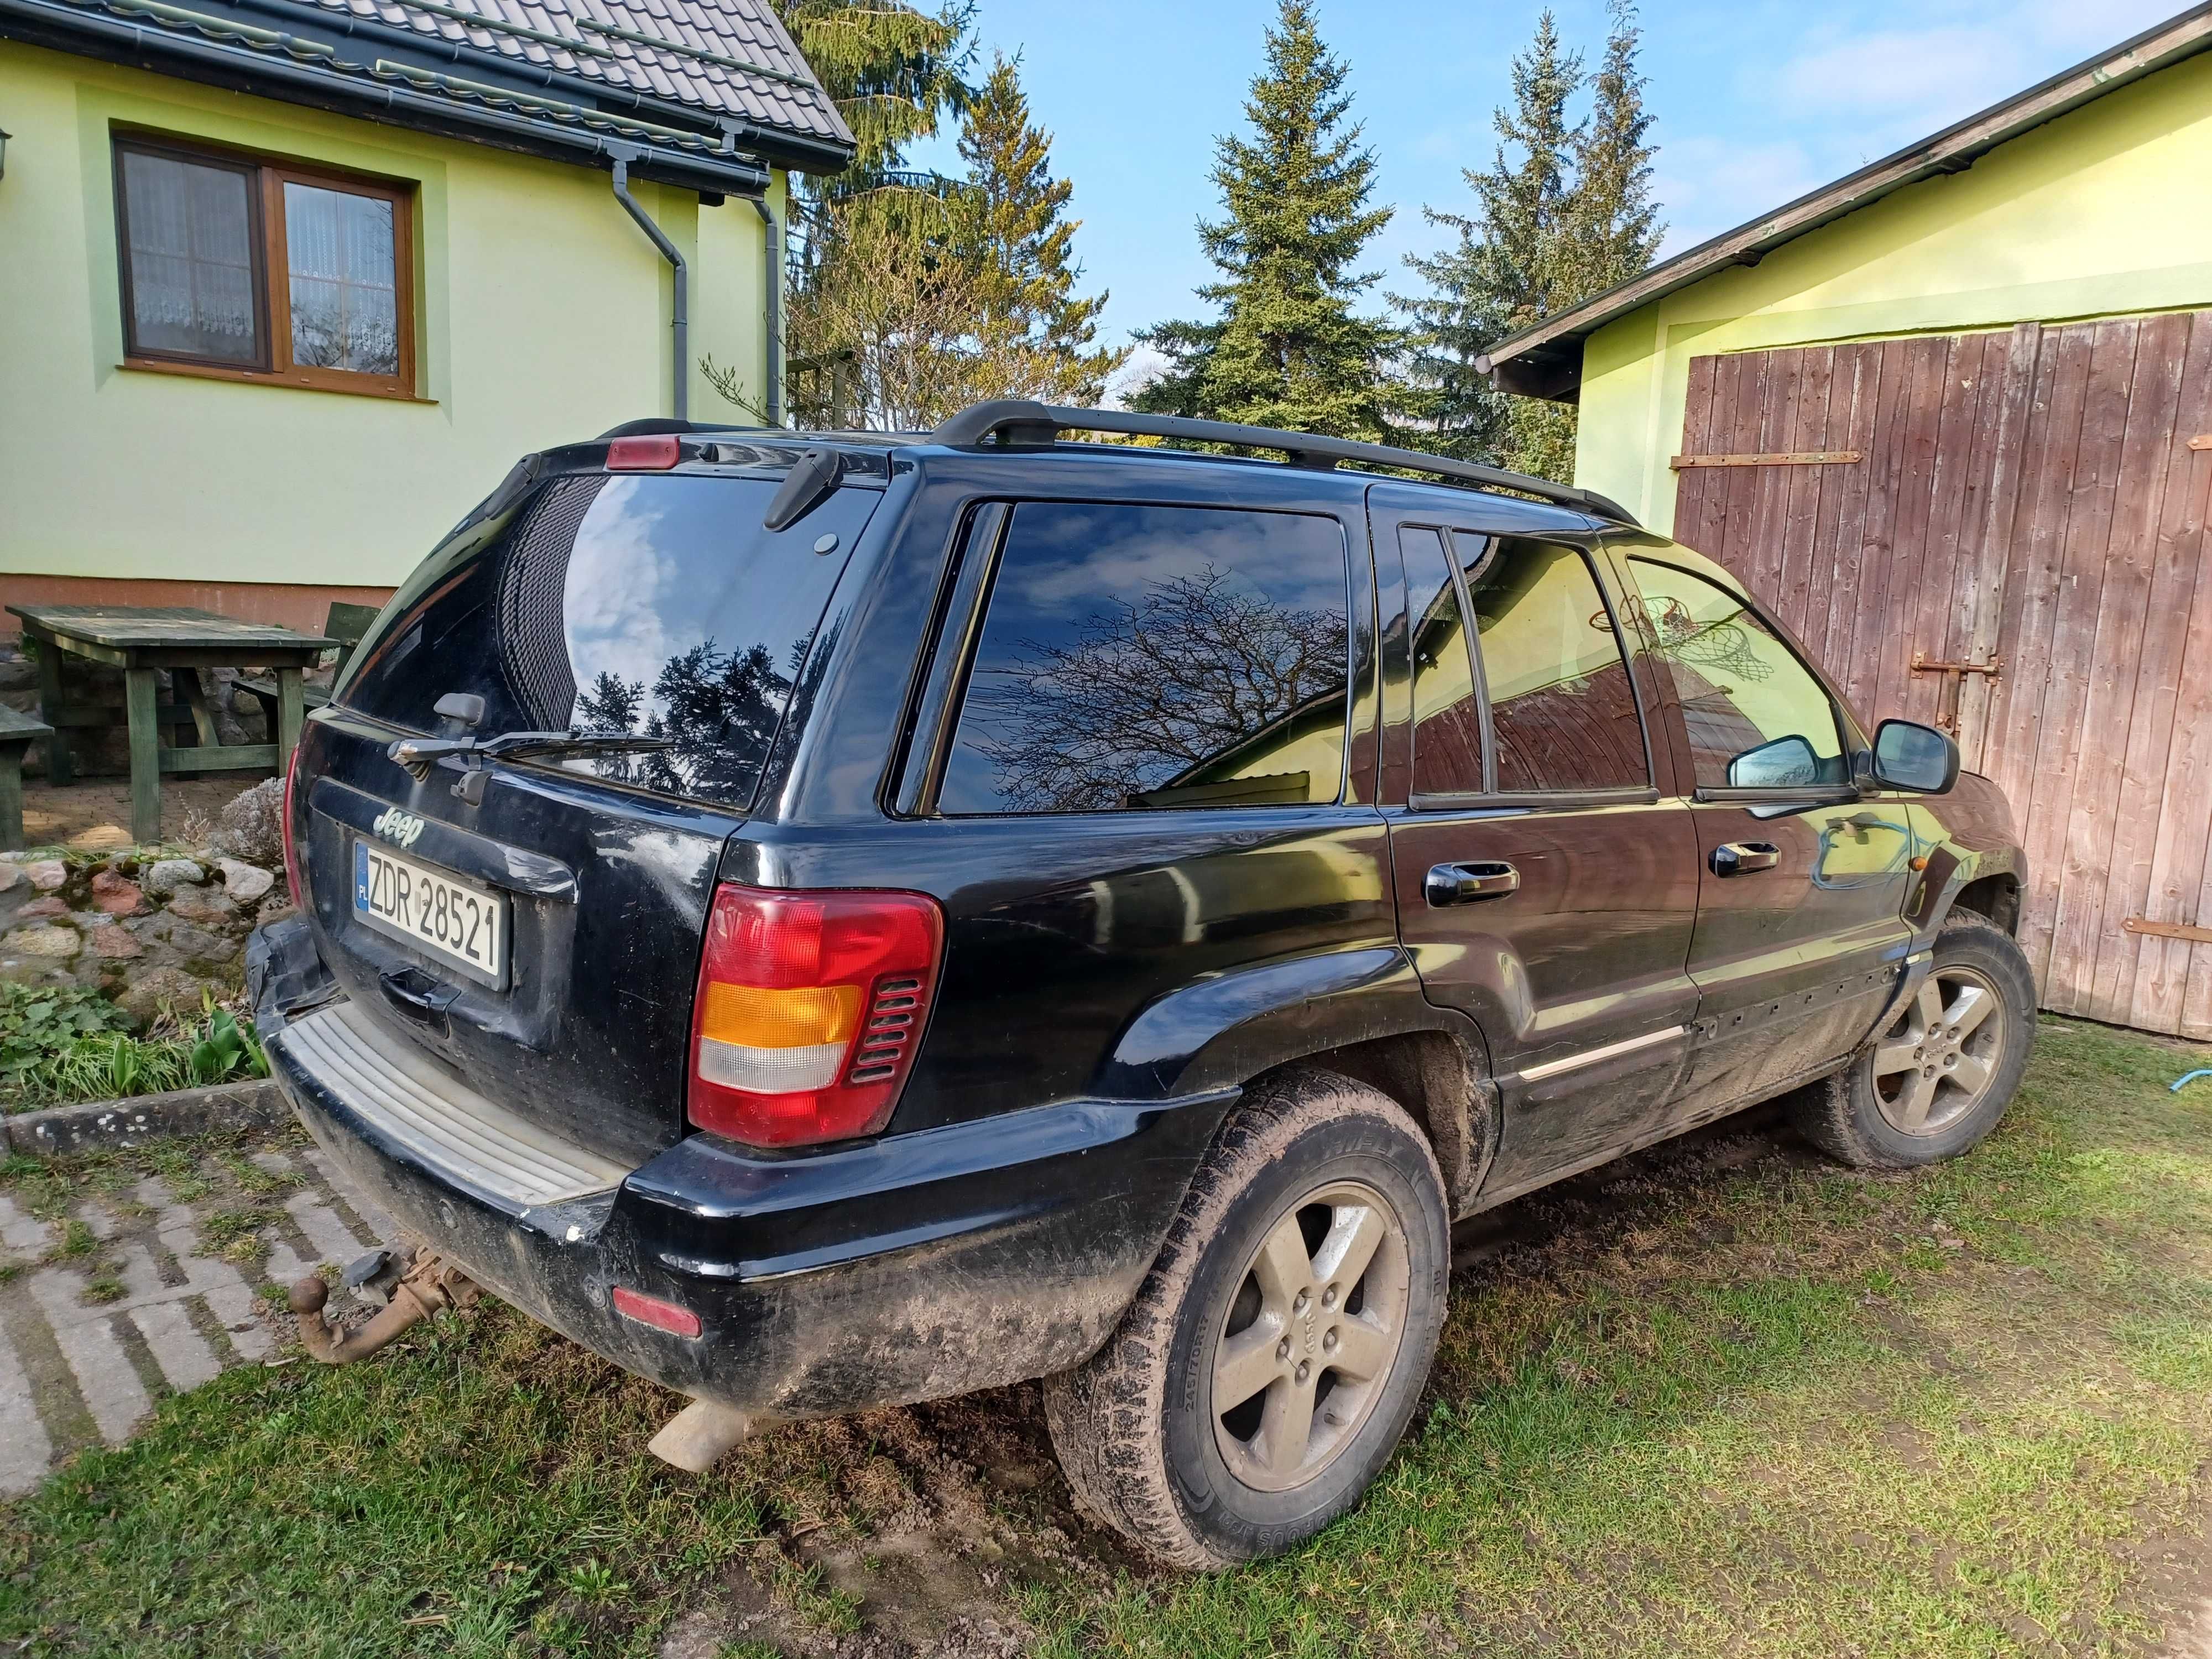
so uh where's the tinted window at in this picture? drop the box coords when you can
[938,502,1350,814]
[1467,540,1648,792]
[1626,558,1846,789]
[341,473,880,810]
[1399,526,1484,796]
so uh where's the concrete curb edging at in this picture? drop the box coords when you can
[3,1078,291,1156]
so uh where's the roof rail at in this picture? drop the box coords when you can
[928,400,1639,525]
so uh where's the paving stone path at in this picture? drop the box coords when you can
[0,1129,400,1495]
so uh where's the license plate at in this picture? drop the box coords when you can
[353,839,508,988]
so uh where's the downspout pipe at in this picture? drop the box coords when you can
[609,150,687,421]
[751,196,782,425]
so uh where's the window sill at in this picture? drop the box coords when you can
[119,357,437,405]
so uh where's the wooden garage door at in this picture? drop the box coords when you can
[1673,313,2212,1037]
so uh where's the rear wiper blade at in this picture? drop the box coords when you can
[389,727,671,803]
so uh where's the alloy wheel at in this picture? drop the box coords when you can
[1210,1180,1411,1493]
[1870,964,2006,1136]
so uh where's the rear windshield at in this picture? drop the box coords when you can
[338,471,881,811]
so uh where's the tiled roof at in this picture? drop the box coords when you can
[306,0,851,145]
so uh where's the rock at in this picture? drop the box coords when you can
[216,858,275,904]
[23,859,65,893]
[212,777,285,868]
[17,896,67,921]
[4,926,81,959]
[167,891,241,928]
[89,869,145,916]
[90,925,144,959]
[116,966,212,1024]
[142,858,207,899]
[0,863,19,894]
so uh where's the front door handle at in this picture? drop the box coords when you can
[1426,861,1521,905]
[1711,841,1781,876]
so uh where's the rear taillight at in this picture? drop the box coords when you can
[280,741,305,905]
[687,884,943,1148]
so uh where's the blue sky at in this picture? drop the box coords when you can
[906,0,2180,383]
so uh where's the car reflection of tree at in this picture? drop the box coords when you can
[571,638,796,799]
[969,565,1347,813]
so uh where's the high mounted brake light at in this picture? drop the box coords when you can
[687,885,943,1148]
[606,434,681,471]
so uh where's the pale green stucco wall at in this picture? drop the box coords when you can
[1574,49,2212,534]
[0,40,784,588]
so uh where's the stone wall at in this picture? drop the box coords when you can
[0,778,286,1022]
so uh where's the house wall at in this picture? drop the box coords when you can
[1575,49,2212,532]
[0,40,784,616]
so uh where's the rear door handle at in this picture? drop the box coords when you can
[1426,861,1521,905]
[1711,841,1781,876]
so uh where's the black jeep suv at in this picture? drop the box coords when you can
[250,400,2033,1569]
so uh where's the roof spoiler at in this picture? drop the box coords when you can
[928,400,1640,526]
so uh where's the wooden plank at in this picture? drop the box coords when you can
[2025,317,2138,1010]
[1771,348,1837,643]
[2080,310,2196,1024]
[156,744,280,775]
[1984,320,2092,995]
[1673,353,1723,548]
[1715,350,1772,574]
[1838,339,1916,718]
[1668,450,1862,468]
[2124,917,2212,946]
[1812,343,1882,679]
[1954,324,2044,765]
[1931,332,2005,731]
[2136,319,2212,1034]
[32,640,72,786]
[1901,333,1989,732]
[4,604,335,652]
[275,669,305,775]
[123,667,160,846]
[1745,347,1802,607]
[1864,337,1948,726]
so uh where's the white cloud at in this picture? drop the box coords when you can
[1102,342,1173,410]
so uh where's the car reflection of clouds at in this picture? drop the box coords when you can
[999,505,1346,621]
[563,478,681,716]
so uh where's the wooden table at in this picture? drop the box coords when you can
[7,604,335,845]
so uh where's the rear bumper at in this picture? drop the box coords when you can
[253,921,1228,1416]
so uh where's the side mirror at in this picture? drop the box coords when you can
[1728,733,1818,788]
[1871,719,1959,794]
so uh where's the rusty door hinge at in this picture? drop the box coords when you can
[1908,651,2002,736]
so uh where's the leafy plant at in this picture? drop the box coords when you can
[0,985,268,1110]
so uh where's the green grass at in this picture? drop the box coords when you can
[2,1020,2209,1657]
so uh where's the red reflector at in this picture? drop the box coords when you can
[687,884,944,1149]
[612,1285,702,1338]
[606,434,681,471]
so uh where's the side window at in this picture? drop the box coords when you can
[1466,539,1650,792]
[1397,526,1484,796]
[937,502,1350,815]
[1626,558,1847,790]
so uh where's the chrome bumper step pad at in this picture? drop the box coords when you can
[275,1001,627,1208]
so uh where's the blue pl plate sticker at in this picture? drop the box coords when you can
[354,839,371,912]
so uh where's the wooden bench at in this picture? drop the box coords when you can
[233,601,380,729]
[0,703,56,852]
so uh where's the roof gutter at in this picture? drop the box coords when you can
[0,0,774,195]
[608,148,687,421]
[1475,0,2212,401]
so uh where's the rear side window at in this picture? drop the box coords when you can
[340,473,880,811]
[1467,540,1648,792]
[1397,526,1484,797]
[937,502,1351,815]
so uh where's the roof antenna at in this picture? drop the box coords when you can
[763,447,840,531]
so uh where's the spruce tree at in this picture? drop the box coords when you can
[955,55,1125,404]
[1132,0,1395,437]
[770,0,975,190]
[1396,4,1661,481]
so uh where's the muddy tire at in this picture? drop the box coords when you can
[1042,1070,1449,1569]
[1796,911,2036,1168]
